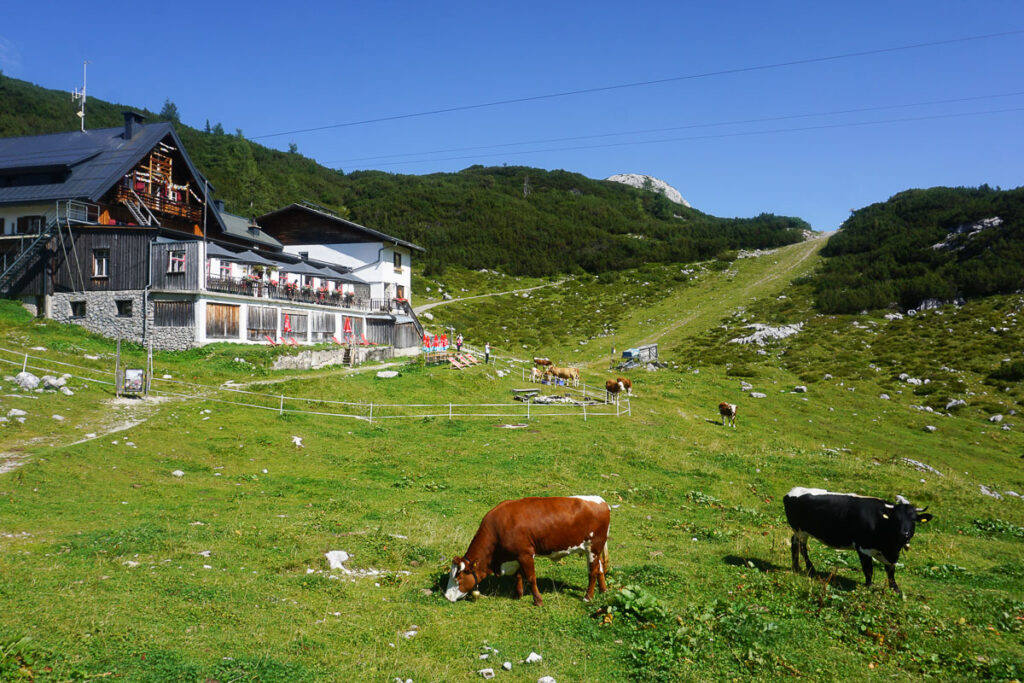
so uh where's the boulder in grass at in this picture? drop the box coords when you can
[376,371,399,379]
[14,372,39,391]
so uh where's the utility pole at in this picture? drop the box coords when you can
[71,61,91,132]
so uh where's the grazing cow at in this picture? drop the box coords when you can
[547,366,579,388]
[529,366,542,383]
[719,402,738,427]
[605,378,624,402]
[446,496,611,606]
[783,487,933,592]
[617,377,633,396]
[533,357,553,367]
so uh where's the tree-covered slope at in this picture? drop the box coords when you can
[816,186,1024,313]
[1,74,810,275]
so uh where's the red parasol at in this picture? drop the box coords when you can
[343,317,353,334]
[283,314,292,334]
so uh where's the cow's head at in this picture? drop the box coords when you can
[445,556,480,602]
[881,497,933,550]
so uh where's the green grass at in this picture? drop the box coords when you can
[1,242,1022,680]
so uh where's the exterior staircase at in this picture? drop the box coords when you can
[0,215,56,297]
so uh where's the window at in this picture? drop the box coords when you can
[218,261,231,279]
[116,299,133,317]
[396,285,405,300]
[16,215,45,234]
[92,249,109,278]
[393,251,403,271]
[168,250,186,274]
[70,301,86,318]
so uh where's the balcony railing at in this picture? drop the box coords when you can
[204,276,397,313]
[115,184,203,223]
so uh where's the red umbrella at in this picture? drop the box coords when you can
[283,314,292,334]
[343,317,353,334]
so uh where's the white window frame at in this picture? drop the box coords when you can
[92,249,109,278]
[168,250,187,274]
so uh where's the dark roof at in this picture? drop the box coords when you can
[0,121,209,207]
[217,211,283,249]
[257,203,425,252]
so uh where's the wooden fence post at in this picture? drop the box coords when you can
[449,402,452,420]
[369,402,374,424]
[279,394,284,415]
[583,401,587,422]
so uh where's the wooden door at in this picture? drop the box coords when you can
[206,303,239,339]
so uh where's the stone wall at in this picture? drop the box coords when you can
[271,345,396,371]
[52,291,146,341]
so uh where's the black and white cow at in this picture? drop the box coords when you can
[783,487,933,592]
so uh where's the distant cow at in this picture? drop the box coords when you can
[617,377,632,396]
[547,366,579,388]
[783,487,933,592]
[533,357,553,367]
[605,378,625,402]
[529,366,542,383]
[719,402,737,427]
[446,496,611,606]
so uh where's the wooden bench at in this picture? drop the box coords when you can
[511,388,541,401]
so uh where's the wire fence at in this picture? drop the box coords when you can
[0,345,630,424]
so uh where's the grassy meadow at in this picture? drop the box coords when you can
[1,239,1022,681]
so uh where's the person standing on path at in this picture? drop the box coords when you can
[484,342,490,364]
[456,333,463,352]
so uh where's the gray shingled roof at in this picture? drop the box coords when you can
[218,211,283,249]
[0,121,187,206]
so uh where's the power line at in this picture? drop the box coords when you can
[325,90,1024,165]
[360,106,1024,168]
[250,29,1024,140]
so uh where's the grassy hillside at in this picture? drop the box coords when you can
[1,242,1021,681]
[0,74,809,277]
[816,186,1024,313]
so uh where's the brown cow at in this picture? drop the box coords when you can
[445,496,611,606]
[533,357,553,367]
[617,377,633,396]
[719,402,738,428]
[547,366,579,388]
[605,378,624,402]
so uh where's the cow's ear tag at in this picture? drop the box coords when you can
[881,513,889,519]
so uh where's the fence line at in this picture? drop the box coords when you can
[0,344,630,423]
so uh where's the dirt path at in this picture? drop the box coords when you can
[634,235,827,348]
[414,279,568,314]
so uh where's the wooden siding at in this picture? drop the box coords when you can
[311,311,336,341]
[247,305,276,340]
[365,318,393,346]
[394,322,419,349]
[153,301,195,327]
[150,241,200,290]
[206,303,239,339]
[51,228,153,293]
[281,311,308,336]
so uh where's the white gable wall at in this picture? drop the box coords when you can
[282,242,412,302]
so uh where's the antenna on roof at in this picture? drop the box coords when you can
[71,60,91,132]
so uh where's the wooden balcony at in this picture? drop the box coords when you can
[115,185,203,223]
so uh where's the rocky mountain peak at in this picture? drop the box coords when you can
[605,173,691,208]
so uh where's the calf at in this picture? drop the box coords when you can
[719,402,737,427]
[446,496,611,606]
[783,487,933,592]
[529,366,542,383]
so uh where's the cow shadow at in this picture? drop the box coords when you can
[721,554,859,591]
[432,571,581,601]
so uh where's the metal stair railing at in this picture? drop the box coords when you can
[397,299,425,338]
[0,215,57,295]
[121,188,159,226]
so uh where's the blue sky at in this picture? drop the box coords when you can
[2,1,1022,230]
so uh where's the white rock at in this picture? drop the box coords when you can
[526,652,543,664]
[60,386,74,396]
[14,372,39,391]
[7,409,27,417]
[538,677,557,683]
[292,436,304,448]
[605,173,690,207]
[52,415,64,421]
[377,371,399,379]
[749,392,767,399]
[325,550,351,571]
[879,394,890,400]
[503,662,512,671]
[946,399,966,410]
[979,485,1003,500]
[478,669,495,679]
[171,470,185,477]
[924,425,937,433]
[794,386,807,393]
[989,415,1003,423]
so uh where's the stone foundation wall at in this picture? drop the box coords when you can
[52,291,146,342]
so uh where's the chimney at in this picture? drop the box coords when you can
[122,111,146,140]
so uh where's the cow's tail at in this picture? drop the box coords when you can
[601,543,610,571]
